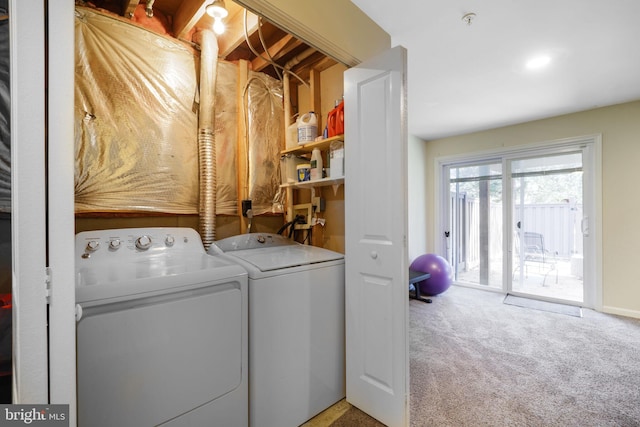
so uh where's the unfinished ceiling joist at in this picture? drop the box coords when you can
[86,0,338,82]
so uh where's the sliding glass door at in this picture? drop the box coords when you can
[509,152,584,302]
[441,138,598,307]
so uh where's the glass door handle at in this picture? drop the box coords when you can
[581,217,589,237]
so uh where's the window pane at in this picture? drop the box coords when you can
[449,163,502,289]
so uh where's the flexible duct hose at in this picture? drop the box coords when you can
[198,30,219,249]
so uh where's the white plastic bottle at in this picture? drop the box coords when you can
[310,148,323,181]
[297,112,318,144]
[329,140,344,178]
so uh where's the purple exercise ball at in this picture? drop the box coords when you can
[410,254,453,296]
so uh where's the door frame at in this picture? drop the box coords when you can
[11,0,78,416]
[435,135,602,310]
[47,0,77,417]
[41,1,394,425]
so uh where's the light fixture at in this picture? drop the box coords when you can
[526,55,551,70]
[212,18,225,35]
[206,0,228,35]
[206,0,228,19]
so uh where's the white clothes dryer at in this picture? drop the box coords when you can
[75,228,248,427]
[209,233,345,427]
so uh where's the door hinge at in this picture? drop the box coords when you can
[45,266,52,304]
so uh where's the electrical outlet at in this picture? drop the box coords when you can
[293,203,312,230]
[242,199,252,217]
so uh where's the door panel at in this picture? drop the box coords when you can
[448,162,503,289]
[510,152,584,302]
[345,46,408,427]
[10,0,48,403]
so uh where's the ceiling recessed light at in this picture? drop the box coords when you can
[526,55,551,70]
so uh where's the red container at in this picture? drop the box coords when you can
[327,100,344,137]
[336,101,344,135]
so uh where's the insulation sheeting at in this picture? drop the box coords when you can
[74,7,282,217]
[214,61,239,214]
[75,7,239,215]
[246,72,285,214]
[75,7,198,213]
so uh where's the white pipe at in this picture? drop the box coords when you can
[283,47,315,125]
[198,29,219,249]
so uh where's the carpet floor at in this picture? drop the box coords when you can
[410,285,640,426]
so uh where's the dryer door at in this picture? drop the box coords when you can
[77,282,243,427]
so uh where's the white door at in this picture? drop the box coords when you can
[344,46,408,427]
[11,0,48,403]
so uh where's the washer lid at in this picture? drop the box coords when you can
[228,245,344,271]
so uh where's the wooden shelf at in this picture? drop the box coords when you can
[280,176,344,189]
[281,134,344,155]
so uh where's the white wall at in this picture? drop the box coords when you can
[415,100,640,318]
[408,134,427,262]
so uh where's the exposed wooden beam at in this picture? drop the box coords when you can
[309,69,321,138]
[174,0,207,41]
[250,34,304,72]
[236,59,250,232]
[218,10,259,58]
[310,56,338,73]
[289,52,329,83]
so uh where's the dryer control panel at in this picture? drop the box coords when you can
[76,227,203,261]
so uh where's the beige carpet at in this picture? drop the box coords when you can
[410,285,640,426]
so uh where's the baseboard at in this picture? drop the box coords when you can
[601,305,640,320]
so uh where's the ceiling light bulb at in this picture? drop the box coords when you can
[206,0,228,19]
[213,18,225,35]
[526,55,551,70]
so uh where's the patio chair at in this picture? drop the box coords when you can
[514,231,558,286]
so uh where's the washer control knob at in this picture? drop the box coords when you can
[108,239,121,250]
[165,235,175,246]
[135,235,152,250]
[86,240,100,252]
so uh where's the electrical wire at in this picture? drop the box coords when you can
[243,10,309,88]
[303,227,312,244]
[277,214,306,237]
[257,16,282,80]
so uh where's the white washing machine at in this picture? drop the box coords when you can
[209,233,345,427]
[75,228,248,427]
